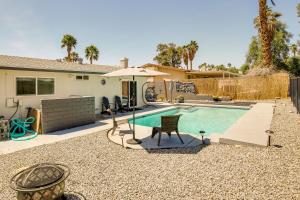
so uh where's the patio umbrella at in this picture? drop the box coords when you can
[101,67,169,145]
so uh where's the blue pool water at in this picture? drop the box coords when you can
[129,107,248,136]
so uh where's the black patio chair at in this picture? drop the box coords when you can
[151,115,184,146]
[114,96,131,113]
[101,96,113,114]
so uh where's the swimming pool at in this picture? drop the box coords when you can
[129,107,248,136]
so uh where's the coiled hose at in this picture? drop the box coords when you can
[9,117,38,141]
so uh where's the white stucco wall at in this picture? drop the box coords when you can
[0,70,147,119]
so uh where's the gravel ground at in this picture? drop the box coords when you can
[0,99,299,199]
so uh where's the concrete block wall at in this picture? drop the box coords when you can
[41,96,95,133]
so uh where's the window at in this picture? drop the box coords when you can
[16,77,36,95]
[16,77,55,96]
[76,75,89,80]
[76,75,83,80]
[38,78,54,95]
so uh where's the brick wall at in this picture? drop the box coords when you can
[41,96,95,133]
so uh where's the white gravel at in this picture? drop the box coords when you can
[0,99,299,199]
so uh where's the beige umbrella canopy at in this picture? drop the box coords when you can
[102,67,169,145]
[101,67,169,77]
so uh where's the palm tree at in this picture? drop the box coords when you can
[182,45,189,69]
[187,41,199,70]
[258,0,276,68]
[61,34,77,62]
[70,52,79,62]
[85,45,99,64]
[290,44,298,57]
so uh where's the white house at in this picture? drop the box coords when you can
[0,55,147,119]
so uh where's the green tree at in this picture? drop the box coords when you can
[290,44,298,58]
[297,3,300,54]
[70,52,79,63]
[198,62,207,70]
[297,3,300,19]
[246,8,291,70]
[240,63,250,74]
[227,66,239,74]
[271,22,292,67]
[61,34,77,62]
[287,57,300,76]
[153,43,182,67]
[187,41,199,70]
[85,45,99,64]
[246,36,261,66]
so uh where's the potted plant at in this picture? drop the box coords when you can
[176,95,184,103]
[212,96,220,102]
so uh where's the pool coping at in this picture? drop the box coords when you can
[125,104,251,122]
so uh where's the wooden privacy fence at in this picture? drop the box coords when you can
[183,73,290,100]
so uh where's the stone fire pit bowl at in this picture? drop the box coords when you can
[10,163,70,200]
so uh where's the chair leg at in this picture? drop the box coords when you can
[158,131,162,146]
[152,128,158,138]
[167,132,171,137]
[175,130,184,144]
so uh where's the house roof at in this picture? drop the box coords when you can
[141,63,241,77]
[0,55,121,74]
[141,63,188,72]
[185,70,241,77]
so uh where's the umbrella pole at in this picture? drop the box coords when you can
[127,75,142,145]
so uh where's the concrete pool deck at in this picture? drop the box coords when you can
[0,102,273,154]
[219,103,274,146]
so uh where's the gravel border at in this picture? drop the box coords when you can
[0,99,299,199]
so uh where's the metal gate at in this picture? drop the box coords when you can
[290,77,300,114]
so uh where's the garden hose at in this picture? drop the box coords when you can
[9,117,38,141]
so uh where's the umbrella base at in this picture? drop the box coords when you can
[126,138,142,145]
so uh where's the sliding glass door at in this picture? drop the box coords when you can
[122,81,137,107]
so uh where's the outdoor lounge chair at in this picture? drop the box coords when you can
[107,110,133,147]
[151,115,184,146]
[101,96,112,114]
[114,96,131,112]
[107,111,133,136]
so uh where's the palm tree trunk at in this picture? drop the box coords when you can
[190,59,193,70]
[259,0,273,68]
[67,48,71,62]
[90,58,93,64]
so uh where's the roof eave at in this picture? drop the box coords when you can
[0,66,108,75]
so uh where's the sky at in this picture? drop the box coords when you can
[0,0,299,68]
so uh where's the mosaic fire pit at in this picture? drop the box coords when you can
[10,163,70,200]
